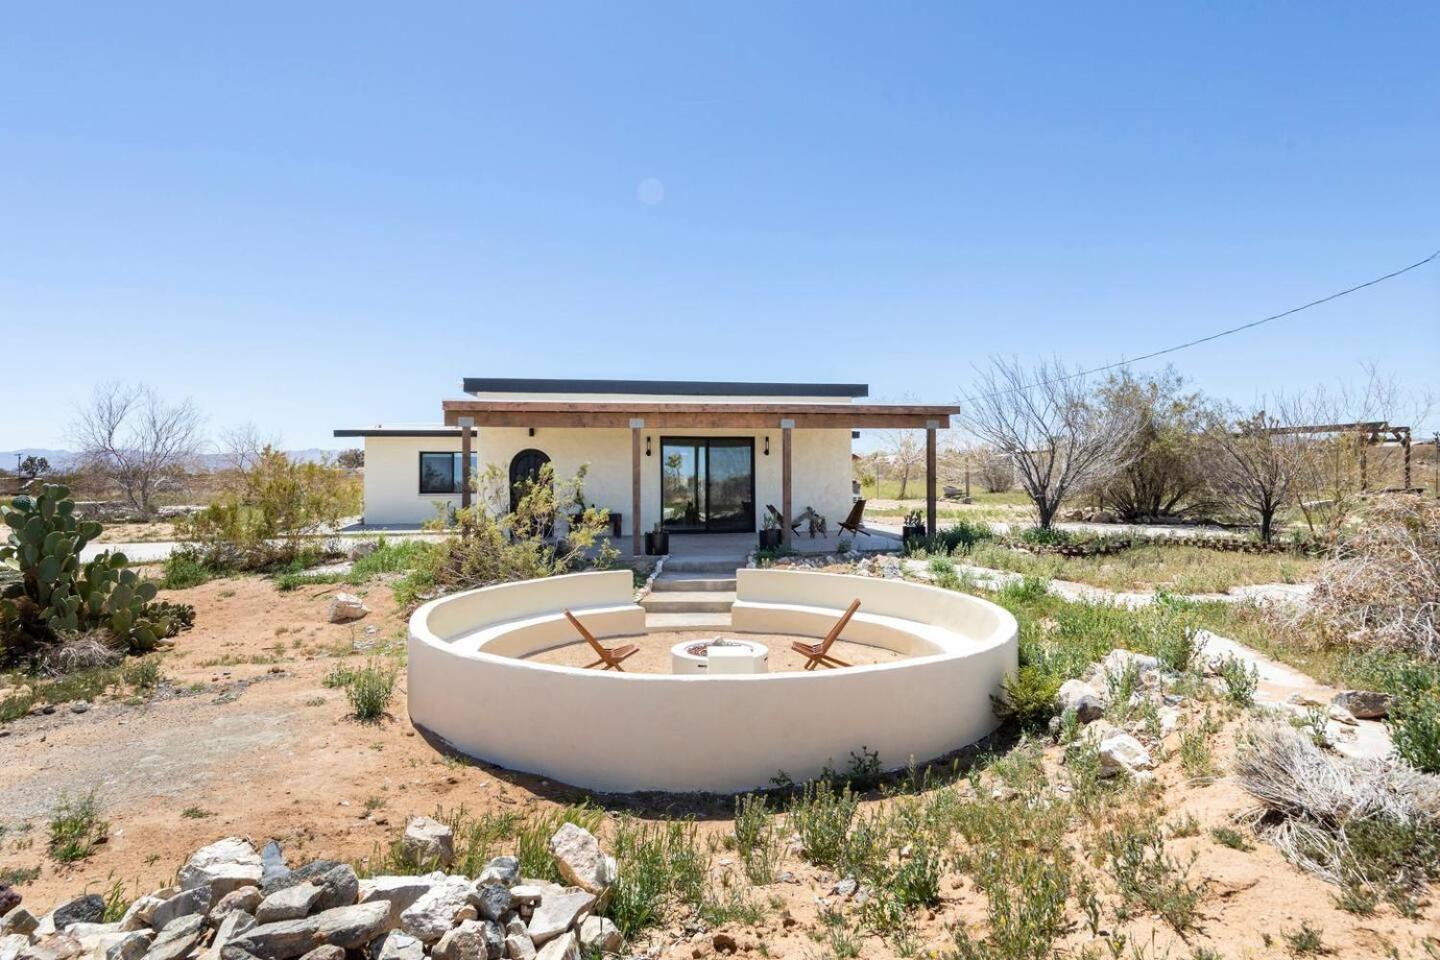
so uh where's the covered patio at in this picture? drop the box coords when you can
[440,397,960,555]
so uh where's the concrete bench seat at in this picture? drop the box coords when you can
[449,603,646,657]
[730,599,957,657]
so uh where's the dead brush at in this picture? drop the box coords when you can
[1232,721,1440,914]
[1306,496,1440,661]
[42,631,125,675]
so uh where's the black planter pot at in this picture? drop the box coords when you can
[644,530,670,556]
[758,528,783,550]
[902,523,927,546]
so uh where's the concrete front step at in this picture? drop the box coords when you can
[640,590,737,614]
[660,557,744,574]
[651,576,737,592]
[645,612,733,629]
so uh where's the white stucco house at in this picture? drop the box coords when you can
[335,378,959,554]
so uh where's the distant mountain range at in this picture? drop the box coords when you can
[0,448,348,472]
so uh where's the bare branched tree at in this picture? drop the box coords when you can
[1200,406,1307,543]
[877,429,925,500]
[70,383,205,519]
[962,357,1141,529]
[973,445,1014,493]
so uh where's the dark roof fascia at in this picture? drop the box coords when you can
[333,429,462,438]
[461,378,868,399]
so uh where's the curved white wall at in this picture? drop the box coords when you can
[408,569,1018,793]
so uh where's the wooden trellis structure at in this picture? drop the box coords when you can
[1259,420,1415,491]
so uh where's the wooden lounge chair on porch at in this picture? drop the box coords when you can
[791,599,861,670]
[564,610,638,671]
[837,499,870,536]
[766,504,803,532]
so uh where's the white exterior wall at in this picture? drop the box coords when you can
[361,427,853,532]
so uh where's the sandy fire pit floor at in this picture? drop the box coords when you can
[521,630,905,673]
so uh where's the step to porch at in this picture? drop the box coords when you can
[650,574,737,592]
[640,590,737,614]
[659,557,745,574]
[644,611,733,629]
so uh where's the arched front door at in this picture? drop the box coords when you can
[508,449,551,513]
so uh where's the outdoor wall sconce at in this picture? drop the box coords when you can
[528,427,536,437]
[763,436,770,456]
[645,436,652,457]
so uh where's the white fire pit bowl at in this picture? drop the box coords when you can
[670,637,770,675]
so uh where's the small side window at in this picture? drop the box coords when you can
[419,453,476,494]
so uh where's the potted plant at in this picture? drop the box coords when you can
[758,511,783,550]
[902,509,927,546]
[645,520,670,556]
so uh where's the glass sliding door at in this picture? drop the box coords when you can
[660,438,755,533]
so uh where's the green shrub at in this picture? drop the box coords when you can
[121,656,164,693]
[344,659,398,721]
[161,549,220,589]
[790,780,859,868]
[1217,655,1259,707]
[991,666,1061,729]
[176,448,360,572]
[1383,665,1440,773]
[48,790,107,863]
[1101,821,1204,934]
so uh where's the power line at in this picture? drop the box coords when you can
[963,246,1440,404]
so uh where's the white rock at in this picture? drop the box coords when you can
[357,877,436,930]
[179,838,264,899]
[328,594,369,623]
[1056,680,1105,723]
[431,921,486,960]
[1,934,32,960]
[547,825,615,895]
[524,890,594,947]
[1156,706,1182,737]
[370,931,425,960]
[399,878,476,943]
[257,883,324,924]
[1100,649,1161,684]
[1327,704,1359,726]
[1097,733,1155,778]
[533,932,580,960]
[503,933,536,960]
[0,910,38,937]
[577,916,620,953]
[400,817,454,868]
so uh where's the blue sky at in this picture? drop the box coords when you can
[2,3,1436,450]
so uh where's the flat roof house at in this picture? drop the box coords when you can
[335,378,960,555]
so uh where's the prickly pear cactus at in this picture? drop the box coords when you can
[1,483,103,632]
[1,483,172,649]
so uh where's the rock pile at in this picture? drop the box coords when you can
[1049,648,1183,780]
[0,821,625,960]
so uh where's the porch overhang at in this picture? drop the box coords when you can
[439,401,959,430]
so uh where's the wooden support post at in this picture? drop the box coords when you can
[1360,441,1368,491]
[458,417,474,510]
[781,419,794,548]
[1402,429,1412,490]
[964,458,971,500]
[925,421,938,535]
[631,420,643,556]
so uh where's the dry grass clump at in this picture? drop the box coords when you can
[1233,721,1440,914]
[1309,496,1440,661]
[42,632,125,675]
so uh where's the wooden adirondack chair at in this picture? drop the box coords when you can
[564,610,638,671]
[837,499,869,535]
[766,504,803,532]
[791,599,861,670]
